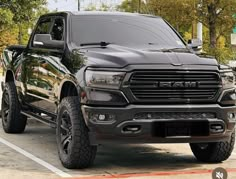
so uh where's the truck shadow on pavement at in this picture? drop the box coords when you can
[12,123,216,173]
[88,144,205,172]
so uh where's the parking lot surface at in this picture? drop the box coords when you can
[0,120,235,179]
[0,73,234,178]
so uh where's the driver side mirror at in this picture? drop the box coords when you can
[33,34,64,49]
[187,39,202,52]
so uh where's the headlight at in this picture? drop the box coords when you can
[85,70,125,89]
[221,71,235,89]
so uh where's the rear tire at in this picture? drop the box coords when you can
[1,82,27,133]
[190,129,235,163]
[56,97,97,169]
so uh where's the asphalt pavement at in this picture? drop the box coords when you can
[0,120,235,179]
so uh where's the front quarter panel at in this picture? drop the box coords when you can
[57,48,88,101]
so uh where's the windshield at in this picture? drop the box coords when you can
[71,14,186,49]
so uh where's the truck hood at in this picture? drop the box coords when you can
[78,44,218,68]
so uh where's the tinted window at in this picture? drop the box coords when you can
[51,18,64,41]
[71,15,185,48]
[35,18,52,34]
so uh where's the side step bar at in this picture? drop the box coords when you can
[21,111,56,128]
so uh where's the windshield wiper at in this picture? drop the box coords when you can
[147,43,191,53]
[160,48,191,53]
[80,41,111,47]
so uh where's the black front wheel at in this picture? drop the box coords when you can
[190,129,235,163]
[2,82,27,133]
[56,97,97,169]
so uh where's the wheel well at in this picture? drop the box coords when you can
[5,70,14,82]
[60,82,78,101]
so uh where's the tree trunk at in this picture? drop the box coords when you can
[18,24,22,45]
[209,22,216,48]
[78,0,80,11]
[207,3,217,48]
[138,0,141,13]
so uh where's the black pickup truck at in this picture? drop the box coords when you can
[1,11,235,169]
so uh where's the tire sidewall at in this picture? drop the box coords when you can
[56,101,77,163]
[190,129,235,162]
[2,83,12,130]
[56,97,97,169]
[1,82,27,133]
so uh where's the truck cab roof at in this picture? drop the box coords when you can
[40,11,160,19]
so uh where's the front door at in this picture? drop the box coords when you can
[37,53,63,113]
[33,17,65,114]
[21,17,54,109]
[20,51,41,108]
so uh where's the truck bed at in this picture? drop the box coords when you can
[2,45,26,65]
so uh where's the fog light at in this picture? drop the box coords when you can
[228,112,236,121]
[88,112,116,123]
[98,114,106,121]
[147,113,152,119]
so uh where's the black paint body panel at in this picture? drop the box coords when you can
[1,12,235,144]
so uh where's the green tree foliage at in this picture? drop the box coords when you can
[118,0,236,63]
[0,9,13,32]
[0,7,16,53]
[85,3,110,11]
[118,0,194,36]
[195,0,236,62]
[148,0,195,35]
[0,28,18,53]
[197,0,236,48]
[1,0,47,23]
[117,0,139,13]
[0,0,48,52]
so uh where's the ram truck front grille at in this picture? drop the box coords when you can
[128,71,221,103]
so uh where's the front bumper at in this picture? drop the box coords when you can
[82,104,236,145]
